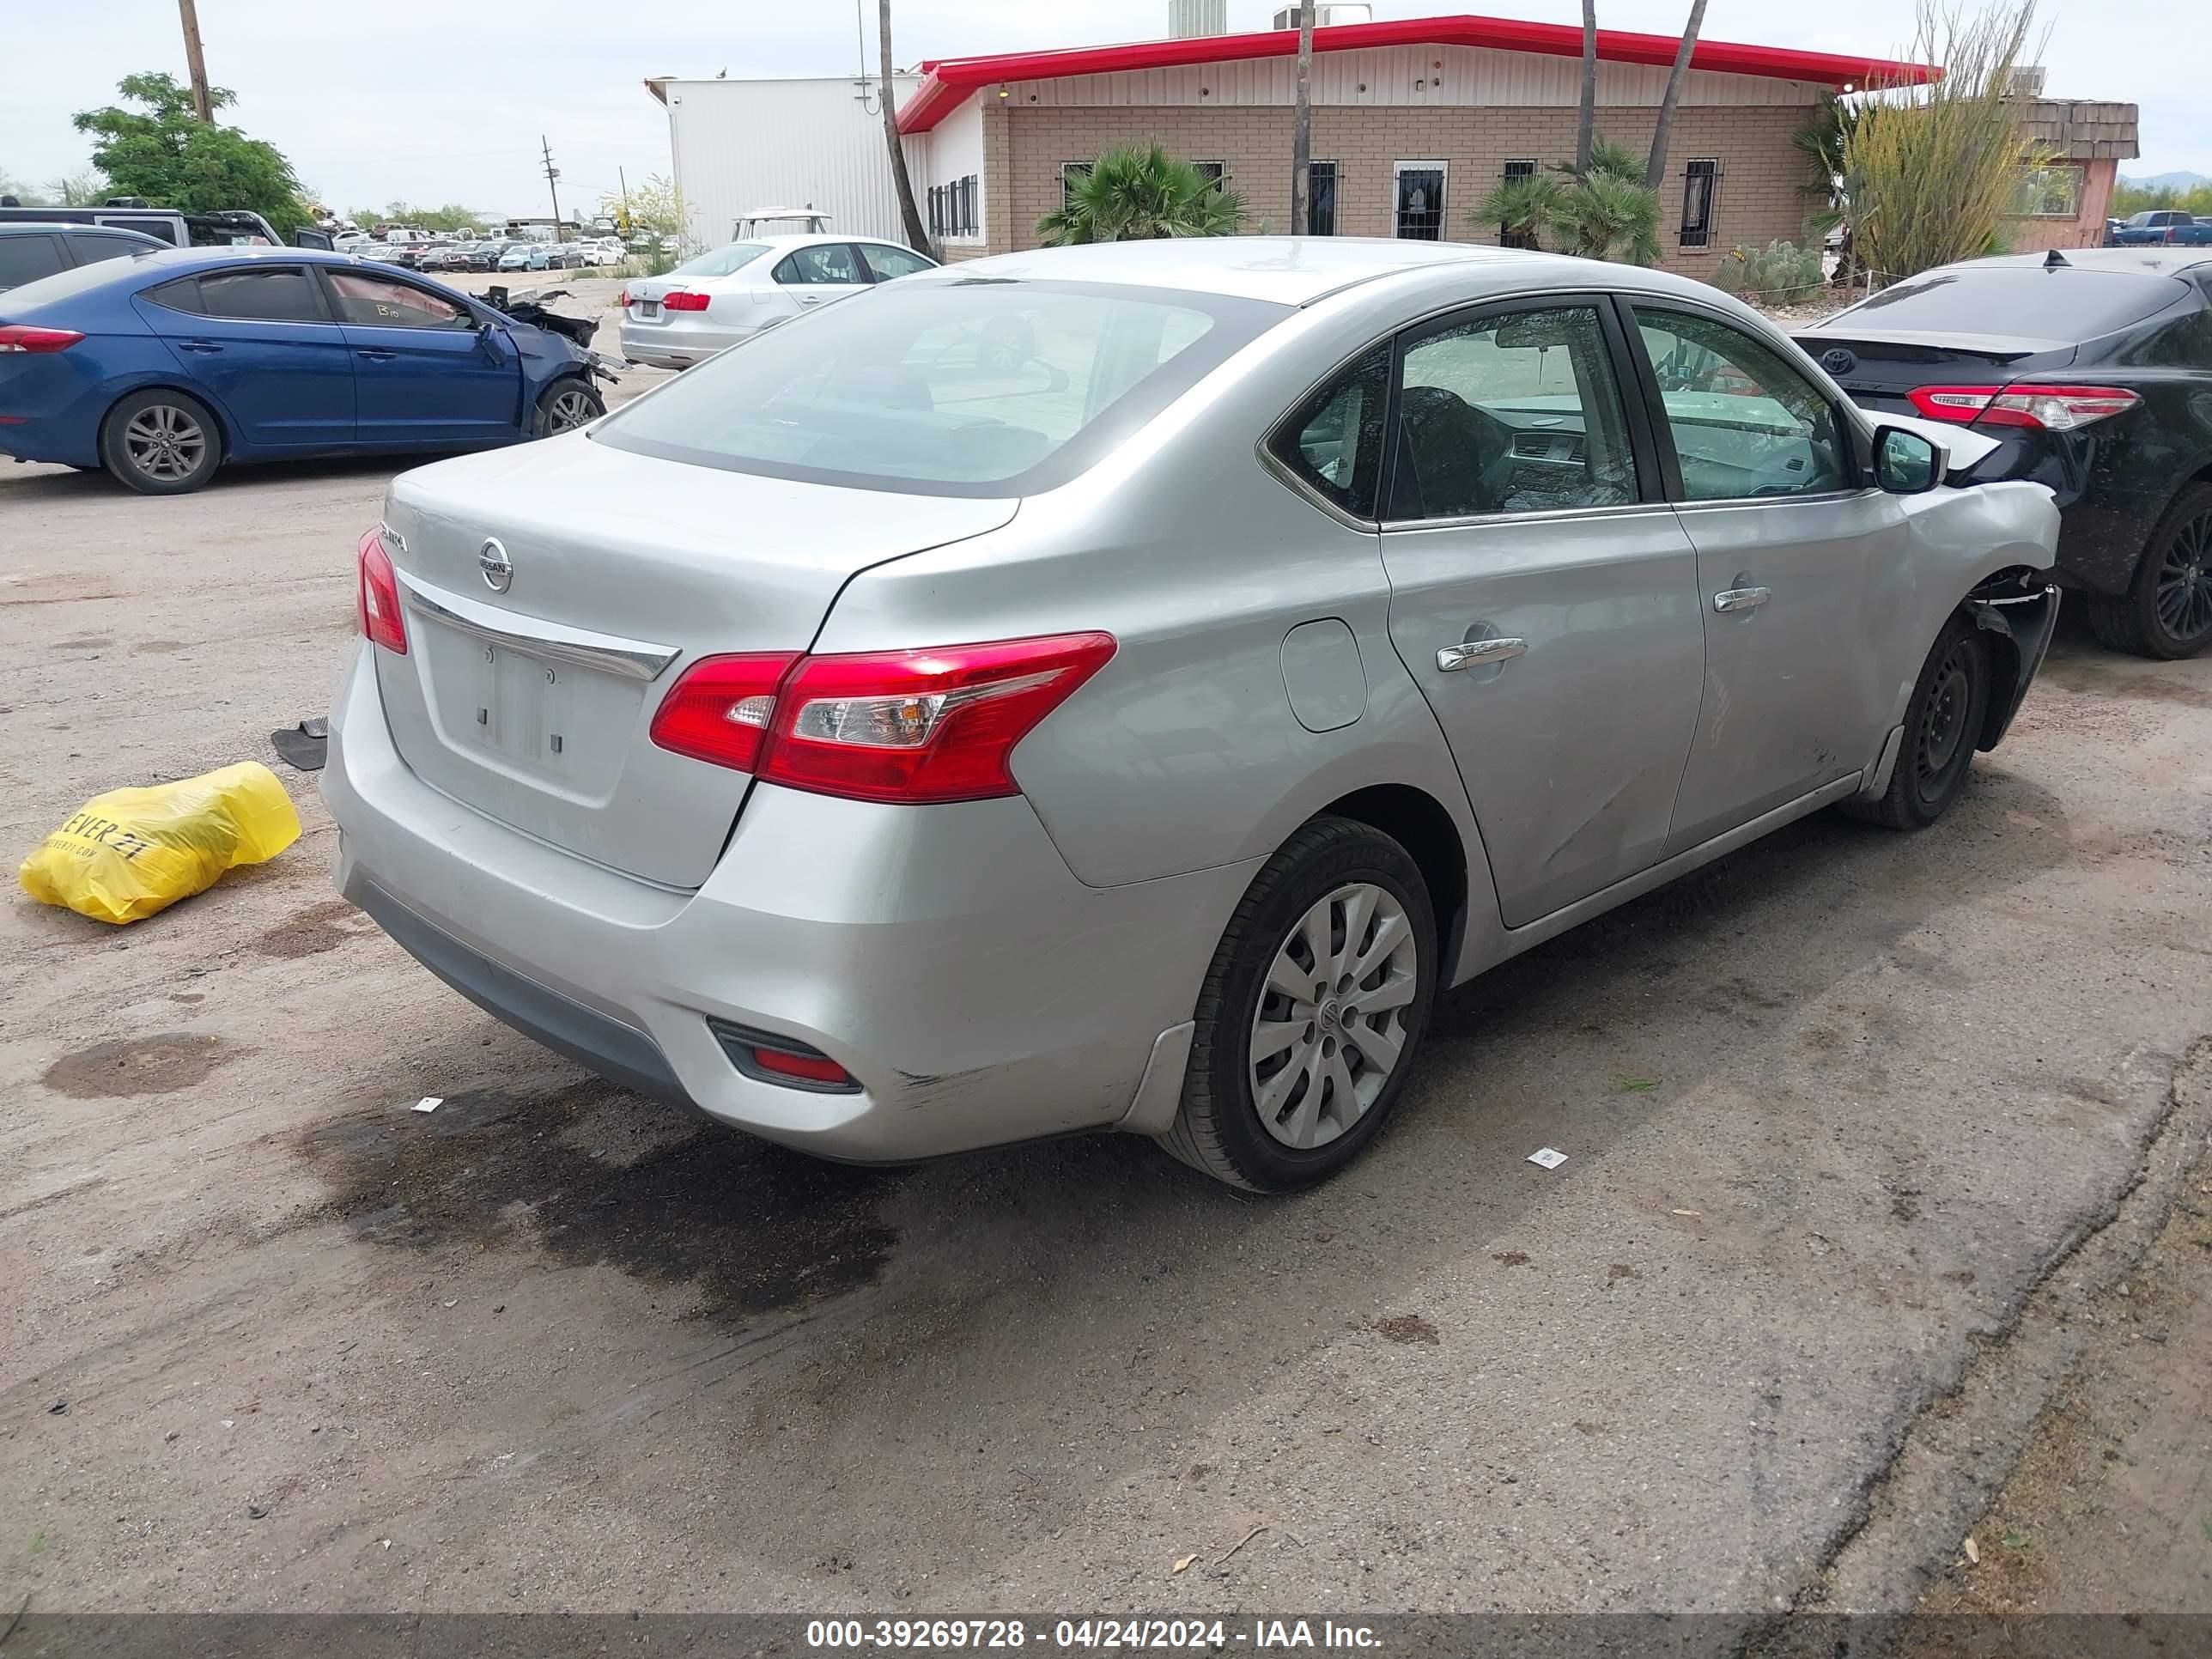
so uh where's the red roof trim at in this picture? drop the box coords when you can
[897,13,1929,134]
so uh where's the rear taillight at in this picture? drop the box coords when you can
[617,287,629,308]
[647,652,800,771]
[650,632,1116,804]
[0,325,85,354]
[356,526,408,654]
[659,290,710,312]
[1907,383,2142,432]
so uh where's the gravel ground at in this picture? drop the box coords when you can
[3,297,2210,1621]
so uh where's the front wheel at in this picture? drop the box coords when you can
[1159,816,1437,1192]
[1844,616,1992,830]
[532,380,605,437]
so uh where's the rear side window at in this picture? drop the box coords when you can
[1837,267,2187,342]
[774,245,866,286]
[144,276,205,314]
[67,233,155,268]
[196,267,325,323]
[0,234,67,290]
[1269,343,1391,519]
[593,278,1281,497]
[98,216,181,246]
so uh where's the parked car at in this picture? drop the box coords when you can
[325,239,2058,1191]
[579,238,626,268]
[618,234,939,368]
[1796,246,2212,657]
[0,246,612,494]
[2107,210,2199,246]
[0,222,167,293]
[497,245,536,273]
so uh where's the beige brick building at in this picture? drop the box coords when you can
[896,12,1928,279]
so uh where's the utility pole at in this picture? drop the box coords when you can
[617,166,634,235]
[540,137,563,234]
[178,0,215,121]
[1291,0,1314,234]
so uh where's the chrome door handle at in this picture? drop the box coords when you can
[1436,637,1527,672]
[1712,586,1772,613]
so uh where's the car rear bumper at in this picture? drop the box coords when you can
[321,643,1247,1162]
[617,316,757,368]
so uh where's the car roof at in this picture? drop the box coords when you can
[907,235,1713,307]
[0,220,165,241]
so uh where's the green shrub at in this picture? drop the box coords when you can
[1714,240,1826,304]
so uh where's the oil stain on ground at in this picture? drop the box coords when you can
[43,1032,234,1097]
[295,1079,900,1322]
[258,897,371,958]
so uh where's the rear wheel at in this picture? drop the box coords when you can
[100,388,221,495]
[1160,816,1437,1192]
[1844,616,1992,830]
[532,380,605,437]
[2086,482,2212,659]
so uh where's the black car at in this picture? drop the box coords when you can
[0,222,167,292]
[1797,249,2212,658]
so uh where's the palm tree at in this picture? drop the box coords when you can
[1644,0,1710,189]
[877,0,932,256]
[1551,168,1662,264]
[1291,0,1316,234]
[1476,173,1563,249]
[1036,144,1244,244]
[1574,0,1598,175]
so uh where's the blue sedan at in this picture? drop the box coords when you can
[0,246,608,493]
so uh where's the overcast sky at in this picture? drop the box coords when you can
[3,1,2203,217]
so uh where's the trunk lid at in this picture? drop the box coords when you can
[1794,326,2079,410]
[373,433,1017,888]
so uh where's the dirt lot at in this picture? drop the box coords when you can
[3,310,2210,1621]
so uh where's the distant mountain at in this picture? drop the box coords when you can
[2121,170,2212,191]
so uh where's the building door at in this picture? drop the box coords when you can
[1394,164,1445,240]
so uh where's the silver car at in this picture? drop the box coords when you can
[325,238,2059,1191]
[617,234,940,368]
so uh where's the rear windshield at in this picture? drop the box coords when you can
[669,242,768,279]
[1832,267,2185,341]
[592,278,1285,496]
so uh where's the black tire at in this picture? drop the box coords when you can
[99,387,222,495]
[532,379,605,437]
[1843,615,1993,830]
[1160,815,1437,1192]
[2085,482,2212,659]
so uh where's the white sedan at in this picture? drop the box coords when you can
[617,234,939,368]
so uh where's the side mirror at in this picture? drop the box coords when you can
[1874,425,1942,495]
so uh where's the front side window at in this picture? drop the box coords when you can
[1395,164,1446,240]
[325,270,472,329]
[1389,304,1638,520]
[774,243,866,286]
[195,266,324,323]
[592,279,1280,496]
[1632,307,1850,501]
[1269,342,1389,518]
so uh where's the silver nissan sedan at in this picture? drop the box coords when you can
[324,238,2060,1191]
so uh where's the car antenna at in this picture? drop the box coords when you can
[2044,247,2069,269]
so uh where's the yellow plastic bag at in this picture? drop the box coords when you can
[19,762,301,925]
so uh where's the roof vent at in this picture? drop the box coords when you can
[2007,64,2048,96]
[1273,3,1372,26]
[1170,0,1225,36]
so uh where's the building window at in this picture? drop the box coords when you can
[1679,158,1718,248]
[1194,161,1227,187]
[927,185,944,239]
[1306,161,1338,235]
[1061,162,1091,211]
[2011,164,2085,218]
[958,174,976,236]
[1395,162,1446,240]
[1499,159,1539,248]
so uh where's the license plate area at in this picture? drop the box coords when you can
[637,301,661,320]
[417,619,644,796]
